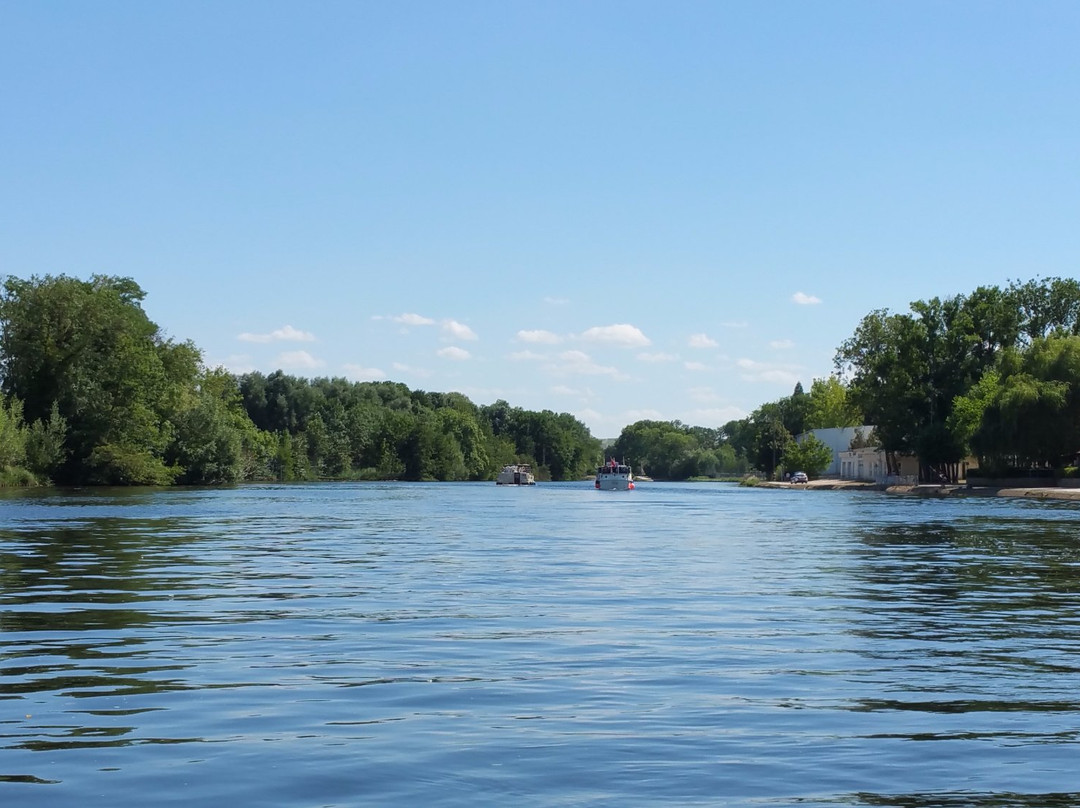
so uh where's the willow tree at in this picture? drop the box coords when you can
[951,336,1080,472]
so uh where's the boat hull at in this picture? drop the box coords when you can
[594,460,635,490]
[595,475,634,491]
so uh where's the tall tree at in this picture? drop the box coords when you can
[805,376,860,429]
[0,275,202,484]
[953,336,1080,472]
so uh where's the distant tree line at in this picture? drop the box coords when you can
[0,274,601,486]
[5,273,1078,487]
[606,377,853,481]
[609,278,1080,484]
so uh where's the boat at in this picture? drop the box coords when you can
[496,463,536,485]
[595,458,635,490]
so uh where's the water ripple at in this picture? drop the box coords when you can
[2,482,1080,806]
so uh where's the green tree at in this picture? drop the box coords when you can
[806,376,860,429]
[784,382,810,436]
[781,434,833,478]
[954,336,1080,472]
[0,396,27,471]
[0,274,203,484]
[24,402,68,481]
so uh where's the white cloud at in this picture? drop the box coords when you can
[277,350,325,370]
[509,349,546,362]
[221,354,256,374]
[758,369,802,384]
[437,346,471,361]
[579,323,651,348]
[517,329,562,344]
[343,364,387,381]
[770,339,795,349]
[273,325,315,342]
[576,407,604,426]
[688,333,718,349]
[637,351,679,363]
[548,349,627,379]
[238,324,316,343]
[792,291,822,305]
[736,357,803,385]
[442,319,478,341]
[685,406,748,425]
[393,313,436,326]
[457,385,508,401]
[393,362,432,377]
[624,407,667,422]
[684,361,708,371]
[578,407,663,438]
[551,385,579,396]
[688,386,722,403]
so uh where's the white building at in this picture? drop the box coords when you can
[837,445,920,484]
[796,426,875,476]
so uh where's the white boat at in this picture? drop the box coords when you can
[496,464,536,485]
[595,459,635,490]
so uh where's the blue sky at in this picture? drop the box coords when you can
[2,2,1078,437]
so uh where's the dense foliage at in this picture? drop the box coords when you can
[614,279,1080,484]
[609,420,748,480]
[835,277,1080,481]
[0,275,601,486]
[6,273,1079,487]
[720,379,860,479]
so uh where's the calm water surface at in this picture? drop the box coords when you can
[3,482,1080,806]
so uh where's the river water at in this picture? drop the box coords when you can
[2,481,1080,806]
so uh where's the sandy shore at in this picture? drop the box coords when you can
[757,478,1080,502]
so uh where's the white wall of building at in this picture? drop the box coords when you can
[796,426,875,476]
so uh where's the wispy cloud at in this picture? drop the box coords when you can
[736,358,801,385]
[684,361,708,371]
[637,351,679,363]
[623,407,667,423]
[510,349,546,362]
[579,324,651,348]
[770,339,795,349]
[544,296,570,306]
[792,291,822,305]
[343,364,386,381]
[688,333,718,349]
[392,313,436,326]
[437,346,471,361]
[548,349,627,379]
[221,354,256,374]
[277,350,325,370]
[688,386,722,404]
[382,313,476,340]
[238,324,316,343]
[685,406,748,425]
[517,329,562,344]
[392,362,431,377]
[442,320,478,341]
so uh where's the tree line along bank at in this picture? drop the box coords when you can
[3,274,1078,486]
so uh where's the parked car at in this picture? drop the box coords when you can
[791,471,809,484]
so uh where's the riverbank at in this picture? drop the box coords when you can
[757,478,1080,502]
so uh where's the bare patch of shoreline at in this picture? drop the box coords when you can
[757,479,1080,502]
